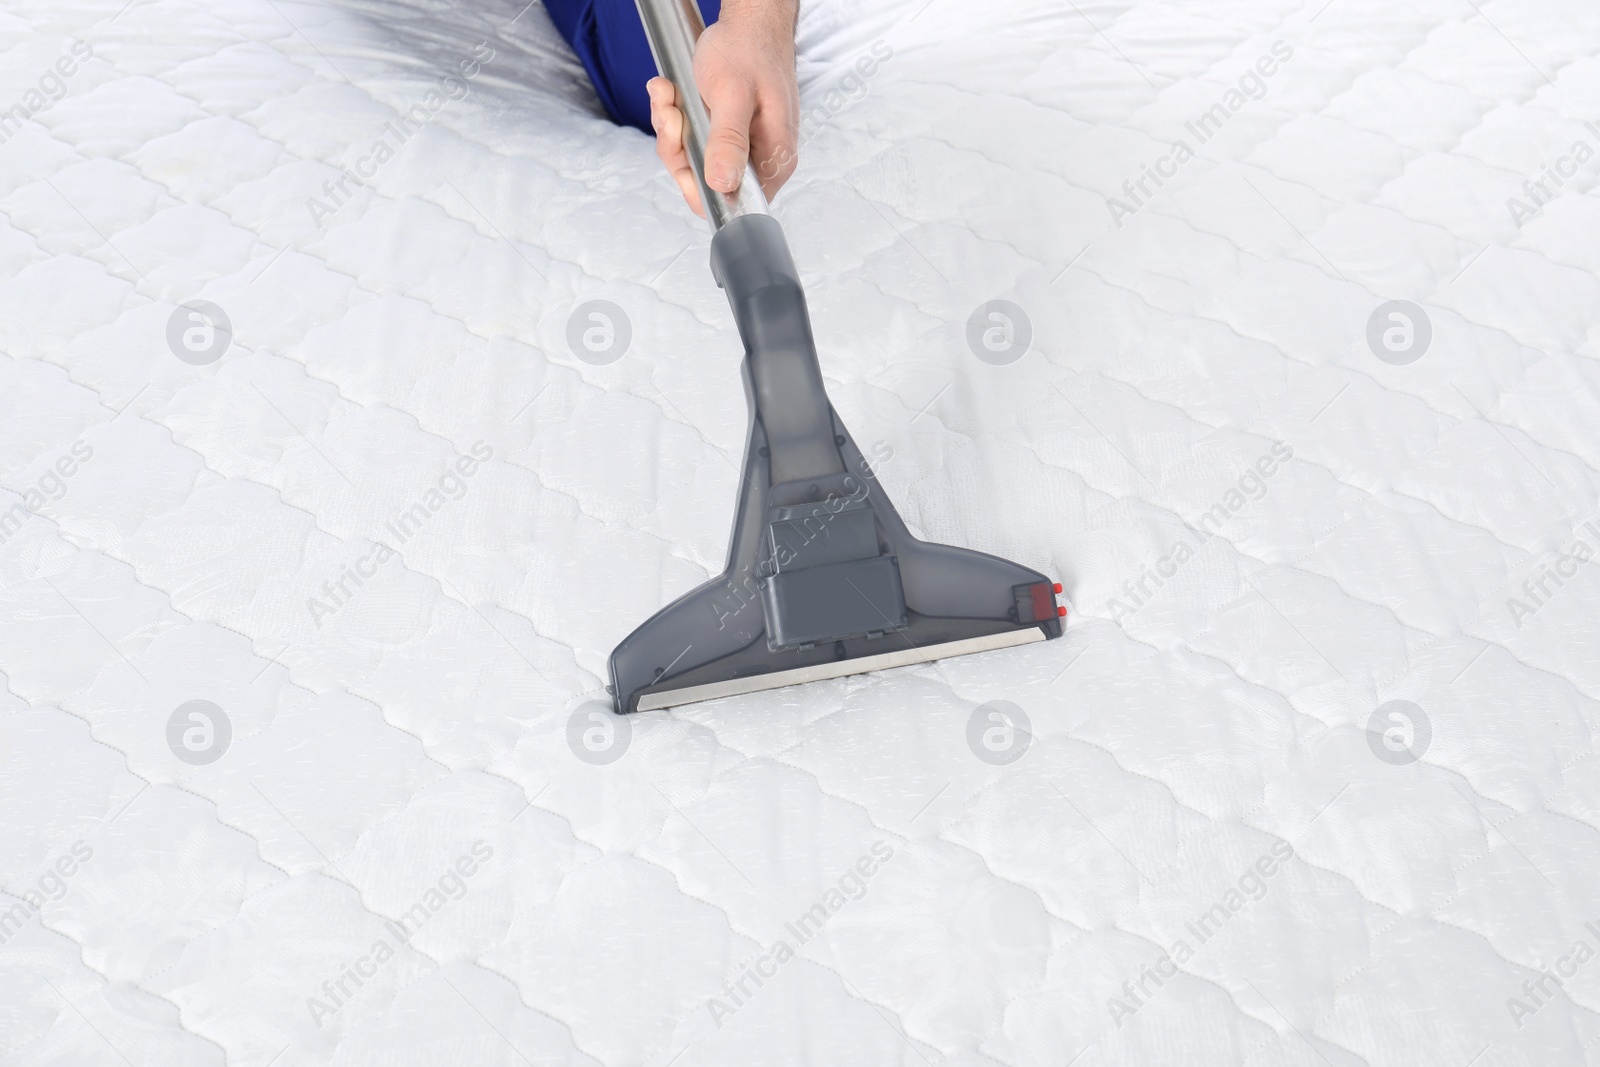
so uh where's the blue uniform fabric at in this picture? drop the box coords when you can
[543,0,722,133]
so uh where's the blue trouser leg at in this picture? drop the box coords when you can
[543,0,722,132]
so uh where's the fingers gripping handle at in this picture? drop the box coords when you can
[634,0,769,229]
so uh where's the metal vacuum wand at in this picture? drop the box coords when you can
[633,0,770,230]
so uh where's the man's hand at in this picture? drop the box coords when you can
[646,0,799,218]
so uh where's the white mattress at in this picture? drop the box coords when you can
[3,0,1599,1063]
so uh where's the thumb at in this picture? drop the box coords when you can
[701,83,756,193]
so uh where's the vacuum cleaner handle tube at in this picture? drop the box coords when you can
[635,0,842,486]
[634,0,770,230]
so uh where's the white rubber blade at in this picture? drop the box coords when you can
[635,628,1047,712]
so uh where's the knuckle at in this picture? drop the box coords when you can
[709,129,749,154]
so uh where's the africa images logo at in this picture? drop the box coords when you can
[1108,441,1293,620]
[166,700,232,766]
[306,841,494,1028]
[1107,841,1295,1028]
[0,841,94,948]
[1107,41,1295,227]
[306,441,494,627]
[1505,119,1600,228]
[166,301,233,365]
[565,300,631,365]
[0,439,94,548]
[305,42,495,228]
[0,40,94,146]
[705,841,895,1029]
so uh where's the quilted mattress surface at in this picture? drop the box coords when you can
[3,0,1599,1063]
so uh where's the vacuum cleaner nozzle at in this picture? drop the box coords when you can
[607,214,1063,713]
[612,0,1063,713]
